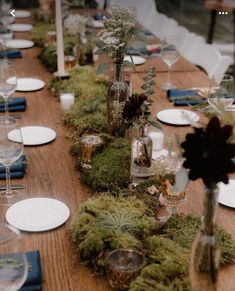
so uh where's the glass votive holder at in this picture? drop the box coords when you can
[64,55,76,70]
[106,248,146,290]
[79,135,103,169]
[59,91,75,112]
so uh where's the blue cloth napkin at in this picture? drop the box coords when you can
[0,50,22,58]
[20,250,43,291]
[0,155,26,179]
[167,89,207,106]
[125,47,151,56]
[94,13,105,20]
[0,97,26,112]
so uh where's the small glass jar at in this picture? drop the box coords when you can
[106,248,146,290]
[130,126,154,178]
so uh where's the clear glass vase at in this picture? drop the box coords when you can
[107,63,129,136]
[130,126,154,178]
[190,186,221,291]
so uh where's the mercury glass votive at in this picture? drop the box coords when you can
[59,91,75,112]
[106,249,146,290]
[79,135,103,169]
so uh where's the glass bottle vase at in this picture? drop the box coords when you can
[130,126,154,178]
[190,186,221,291]
[107,63,129,136]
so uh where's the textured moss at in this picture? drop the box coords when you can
[71,194,158,273]
[81,138,131,192]
[30,22,55,46]
[158,214,235,266]
[39,36,77,72]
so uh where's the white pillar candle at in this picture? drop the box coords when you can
[59,92,75,111]
[55,0,66,76]
[148,131,164,151]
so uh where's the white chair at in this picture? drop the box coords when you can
[182,38,232,77]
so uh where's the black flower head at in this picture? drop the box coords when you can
[181,116,235,188]
[122,93,148,122]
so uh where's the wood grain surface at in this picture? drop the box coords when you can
[0,10,235,291]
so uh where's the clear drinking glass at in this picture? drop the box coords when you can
[160,35,180,90]
[0,223,28,291]
[0,0,12,12]
[0,60,17,117]
[0,117,24,206]
[208,74,234,112]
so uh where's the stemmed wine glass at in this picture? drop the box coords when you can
[0,0,13,48]
[207,74,234,112]
[160,35,180,90]
[0,117,24,206]
[0,223,28,291]
[0,60,17,117]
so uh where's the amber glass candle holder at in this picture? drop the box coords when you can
[64,55,76,70]
[79,135,103,169]
[106,249,146,290]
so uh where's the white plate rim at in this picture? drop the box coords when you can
[5,39,34,49]
[5,198,70,232]
[8,24,33,32]
[8,126,57,146]
[156,109,199,125]
[14,10,31,18]
[218,180,235,208]
[124,55,146,65]
[13,77,45,92]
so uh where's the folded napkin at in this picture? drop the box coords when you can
[94,13,105,20]
[20,250,43,291]
[167,89,207,106]
[0,97,26,112]
[0,50,22,58]
[0,155,26,179]
[125,47,151,56]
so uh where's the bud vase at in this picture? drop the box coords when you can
[130,125,154,178]
[190,186,221,291]
[107,63,129,136]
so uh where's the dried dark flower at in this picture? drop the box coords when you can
[122,93,147,125]
[181,116,235,188]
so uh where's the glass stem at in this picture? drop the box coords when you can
[4,96,9,118]
[5,166,12,196]
[167,65,172,85]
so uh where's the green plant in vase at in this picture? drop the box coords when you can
[181,116,235,290]
[95,7,146,136]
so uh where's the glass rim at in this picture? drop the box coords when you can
[0,223,21,244]
[0,116,19,127]
[106,248,146,272]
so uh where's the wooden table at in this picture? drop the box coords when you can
[1,11,235,291]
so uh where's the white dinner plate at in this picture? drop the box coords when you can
[124,55,146,65]
[8,77,45,92]
[6,198,70,232]
[14,10,31,18]
[156,109,199,125]
[5,39,34,49]
[8,24,33,32]
[91,20,104,28]
[9,126,56,146]
[218,180,235,208]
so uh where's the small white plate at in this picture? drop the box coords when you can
[91,20,104,28]
[157,109,199,125]
[8,24,33,32]
[14,10,31,18]
[8,77,45,92]
[5,39,34,49]
[218,180,235,208]
[6,198,70,232]
[124,55,146,65]
[9,126,56,146]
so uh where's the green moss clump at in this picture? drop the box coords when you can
[49,66,108,98]
[30,22,55,46]
[81,138,131,192]
[71,194,157,273]
[159,214,235,266]
[39,36,77,72]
